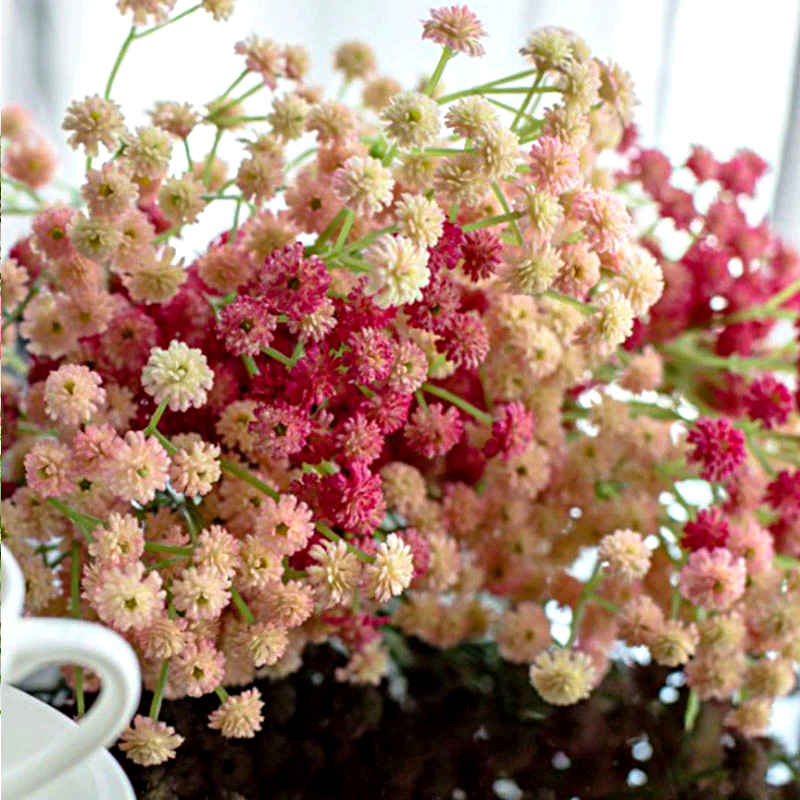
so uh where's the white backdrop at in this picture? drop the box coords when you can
[2,0,799,235]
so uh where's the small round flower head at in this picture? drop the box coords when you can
[82,163,138,218]
[216,399,260,453]
[515,187,563,239]
[744,375,794,429]
[697,610,746,652]
[615,244,664,315]
[572,188,632,255]
[363,76,402,111]
[385,338,428,394]
[395,192,445,248]
[148,100,200,138]
[113,431,170,504]
[582,288,635,356]
[173,639,225,697]
[171,566,230,621]
[237,534,283,590]
[268,93,311,142]
[62,95,125,156]
[685,651,746,701]
[364,234,430,307]
[208,688,264,738]
[252,401,312,460]
[24,439,73,498]
[528,135,580,195]
[3,134,56,188]
[258,494,315,556]
[202,0,235,21]
[335,638,390,686]
[649,619,698,667]
[235,35,285,88]
[460,228,502,281]
[119,715,183,766]
[308,538,362,608]
[31,205,76,260]
[726,520,774,575]
[529,648,595,706]
[687,418,746,483]
[1,104,31,139]
[381,91,440,148]
[519,27,576,72]
[241,621,289,667]
[113,208,156,271]
[617,595,663,646]
[365,532,414,603]
[445,96,497,139]
[89,512,144,566]
[258,579,314,629]
[724,699,773,738]
[1,258,29,309]
[509,241,563,295]
[170,436,221,497]
[69,213,122,262]
[744,657,796,698]
[598,60,638,124]
[422,5,487,57]
[680,547,746,611]
[44,364,106,426]
[158,173,206,225]
[496,601,550,663]
[122,126,173,179]
[334,155,394,216]
[142,340,214,412]
[123,247,186,304]
[283,43,311,81]
[217,296,277,357]
[337,413,384,465]
[404,401,463,458]
[598,528,650,581]
[306,100,358,143]
[73,423,120,478]
[192,525,239,579]
[236,152,283,204]
[91,561,165,632]
[333,40,376,81]
[473,122,519,180]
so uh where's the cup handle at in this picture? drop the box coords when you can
[3,617,141,800]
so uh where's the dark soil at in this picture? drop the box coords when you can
[57,641,800,799]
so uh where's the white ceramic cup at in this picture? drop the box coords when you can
[1,544,141,799]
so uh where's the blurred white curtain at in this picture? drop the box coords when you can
[2,0,799,230]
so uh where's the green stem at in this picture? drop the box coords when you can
[152,429,178,455]
[436,68,537,104]
[48,499,102,537]
[1,174,43,205]
[284,146,317,173]
[491,182,523,244]
[262,345,293,368]
[684,688,700,732]
[314,521,375,564]
[566,561,603,647]
[230,586,255,624]
[242,354,260,376]
[215,686,230,702]
[211,83,263,120]
[203,129,223,188]
[183,137,193,170]
[542,290,595,316]
[70,542,86,717]
[148,661,170,720]
[421,382,493,425]
[144,398,169,436]
[105,26,137,100]
[309,207,351,254]
[425,47,452,97]
[135,4,201,39]
[152,225,181,244]
[461,210,523,232]
[217,69,249,103]
[230,197,242,237]
[143,542,194,556]
[220,458,280,500]
[511,72,542,133]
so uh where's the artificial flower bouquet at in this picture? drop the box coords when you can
[2,0,799,774]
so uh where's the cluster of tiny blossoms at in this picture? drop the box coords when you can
[2,2,798,766]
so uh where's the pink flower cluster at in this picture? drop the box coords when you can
[2,2,798,764]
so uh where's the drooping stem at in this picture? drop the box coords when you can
[48,498,102,537]
[105,26,137,100]
[421,382,493,425]
[135,4,201,39]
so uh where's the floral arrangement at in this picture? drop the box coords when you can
[2,0,799,770]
